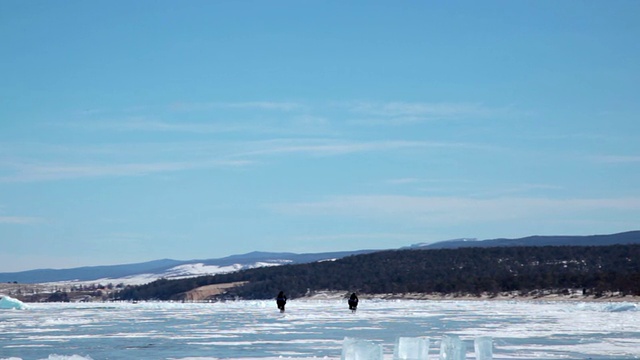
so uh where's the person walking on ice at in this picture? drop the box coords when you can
[276,291,287,313]
[348,293,359,312]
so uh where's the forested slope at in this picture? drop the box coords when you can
[115,244,640,300]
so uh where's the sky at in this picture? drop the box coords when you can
[1,1,639,272]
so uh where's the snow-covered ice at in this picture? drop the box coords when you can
[0,299,639,359]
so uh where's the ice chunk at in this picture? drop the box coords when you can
[439,334,466,360]
[394,336,430,360]
[0,295,27,310]
[342,337,383,360]
[603,303,637,312]
[474,336,492,360]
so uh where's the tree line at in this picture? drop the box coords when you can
[114,244,640,301]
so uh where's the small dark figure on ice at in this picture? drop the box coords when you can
[348,293,359,312]
[276,291,287,313]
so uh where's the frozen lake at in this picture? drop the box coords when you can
[0,299,638,360]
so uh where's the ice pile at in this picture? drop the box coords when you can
[0,295,27,310]
[603,302,637,312]
[394,337,429,360]
[474,336,493,360]
[342,336,492,360]
[439,335,466,360]
[342,337,383,360]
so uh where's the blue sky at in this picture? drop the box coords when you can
[1,1,639,272]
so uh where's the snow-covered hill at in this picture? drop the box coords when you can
[91,260,294,286]
[0,250,375,285]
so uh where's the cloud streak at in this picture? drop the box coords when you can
[69,100,511,135]
[0,216,42,224]
[345,101,510,122]
[271,195,640,226]
[592,155,640,164]
[169,101,304,112]
[0,159,251,183]
[68,118,257,134]
[239,138,487,157]
[0,135,491,182]
[0,141,348,182]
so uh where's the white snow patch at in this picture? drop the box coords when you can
[42,260,293,287]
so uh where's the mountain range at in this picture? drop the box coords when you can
[2,231,639,284]
[0,250,376,284]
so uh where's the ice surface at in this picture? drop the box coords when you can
[393,337,429,360]
[473,336,492,360]
[0,295,26,310]
[0,356,92,360]
[2,300,640,359]
[342,337,383,360]
[439,335,466,360]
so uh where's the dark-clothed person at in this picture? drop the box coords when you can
[276,291,287,312]
[348,293,359,312]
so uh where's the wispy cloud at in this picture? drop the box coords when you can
[0,159,251,183]
[65,116,333,136]
[469,183,564,197]
[292,232,428,243]
[240,138,486,157]
[0,136,490,182]
[169,101,304,112]
[0,216,43,224]
[384,177,475,196]
[386,177,474,186]
[68,118,255,134]
[64,100,516,138]
[271,195,640,226]
[591,155,640,164]
[386,177,422,185]
[536,132,613,141]
[345,101,510,122]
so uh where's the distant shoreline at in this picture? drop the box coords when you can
[3,281,639,303]
[304,290,640,303]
